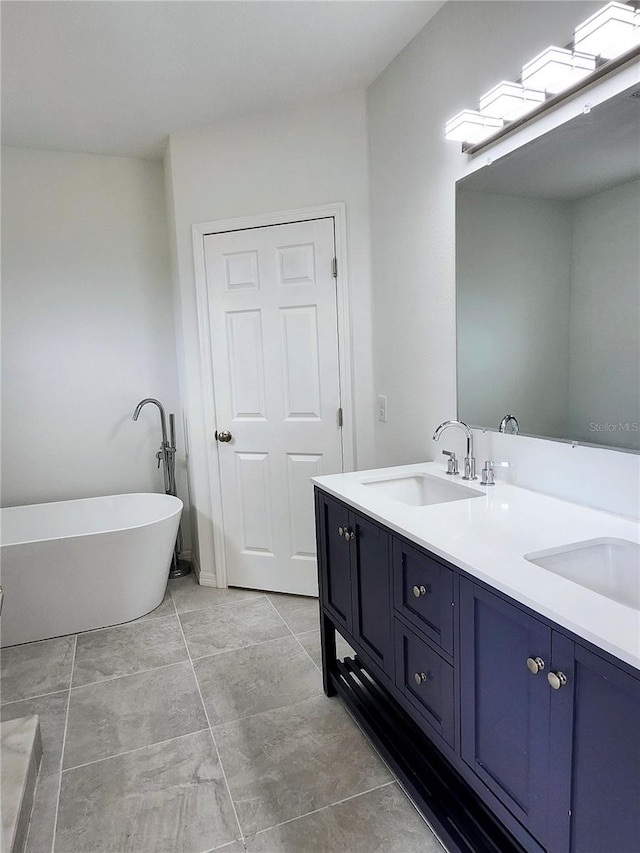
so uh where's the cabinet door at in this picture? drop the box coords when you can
[350,511,393,675]
[548,635,640,853]
[460,579,551,842]
[315,491,352,633]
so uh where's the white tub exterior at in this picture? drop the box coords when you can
[0,493,182,647]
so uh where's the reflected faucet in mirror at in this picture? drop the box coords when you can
[433,420,477,480]
[499,414,520,435]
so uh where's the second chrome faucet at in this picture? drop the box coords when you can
[433,419,477,480]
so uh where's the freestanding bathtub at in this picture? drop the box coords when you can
[0,493,182,647]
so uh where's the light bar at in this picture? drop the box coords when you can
[479,81,546,121]
[574,1,640,59]
[444,110,503,144]
[521,47,597,94]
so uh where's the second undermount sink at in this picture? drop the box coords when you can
[525,538,640,610]
[362,473,484,507]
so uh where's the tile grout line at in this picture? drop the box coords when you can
[262,593,303,636]
[1,686,71,707]
[174,604,246,848]
[290,632,323,674]
[69,656,192,692]
[49,633,77,853]
[60,728,212,774]
[244,779,398,843]
[188,629,298,664]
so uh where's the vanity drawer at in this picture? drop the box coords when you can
[395,621,455,747]
[393,538,454,655]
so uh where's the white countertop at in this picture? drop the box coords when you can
[313,462,640,671]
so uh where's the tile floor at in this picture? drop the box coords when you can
[1,574,447,853]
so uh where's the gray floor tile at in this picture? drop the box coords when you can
[64,661,208,769]
[245,782,446,853]
[214,693,392,835]
[72,615,187,687]
[267,593,320,634]
[1,690,68,775]
[133,587,176,622]
[55,730,239,853]
[194,635,322,726]
[25,772,60,853]
[169,574,264,614]
[297,629,355,671]
[1,636,75,704]
[180,598,290,659]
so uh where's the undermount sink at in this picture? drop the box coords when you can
[362,473,484,507]
[525,538,640,610]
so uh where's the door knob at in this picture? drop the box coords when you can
[526,656,545,674]
[215,430,233,443]
[547,671,567,690]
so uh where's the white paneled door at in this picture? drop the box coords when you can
[203,218,343,595]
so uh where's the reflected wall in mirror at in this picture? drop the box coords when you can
[456,82,640,452]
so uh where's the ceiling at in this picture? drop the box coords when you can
[2,1,443,161]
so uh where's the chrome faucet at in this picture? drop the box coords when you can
[132,398,176,495]
[433,420,477,480]
[499,413,520,435]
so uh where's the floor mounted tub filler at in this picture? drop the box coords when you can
[0,493,182,647]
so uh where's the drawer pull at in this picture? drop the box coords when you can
[337,526,344,537]
[346,529,355,541]
[412,584,430,598]
[526,656,545,674]
[413,671,432,685]
[548,671,567,690]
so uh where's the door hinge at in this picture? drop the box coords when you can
[332,257,338,278]
[337,407,343,428]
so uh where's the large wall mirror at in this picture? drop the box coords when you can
[456,82,640,452]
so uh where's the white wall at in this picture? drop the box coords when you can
[457,191,572,439]
[367,0,640,517]
[165,90,373,579]
[568,178,640,449]
[1,147,188,528]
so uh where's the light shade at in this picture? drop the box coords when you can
[444,110,503,144]
[479,81,546,121]
[521,47,597,94]
[574,2,640,59]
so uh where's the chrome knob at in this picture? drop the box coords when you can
[215,430,233,443]
[338,527,344,537]
[526,656,545,674]
[547,671,567,690]
[346,530,355,541]
[412,585,429,598]
[414,672,428,685]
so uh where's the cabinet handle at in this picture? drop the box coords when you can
[547,671,568,690]
[337,526,344,538]
[346,529,355,541]
[526,656,545,674]
[412,584,430,598]
[414,671,427,685]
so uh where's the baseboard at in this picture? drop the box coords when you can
[179,548,218,587]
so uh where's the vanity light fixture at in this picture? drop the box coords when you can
[444,109,503,144]
[574,2,640,60]
[444,0,640,149]
[479,81,546,121]
[521,47,597,94]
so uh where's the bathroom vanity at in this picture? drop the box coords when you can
[313,464,640,853]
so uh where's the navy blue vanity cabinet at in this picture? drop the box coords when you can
[459,579,552,843]
[546,635,640,853]
[315,491,353,635]
[461,578,640,853]
[315,489,393,682]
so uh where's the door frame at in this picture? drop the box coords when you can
[192,202,355,588]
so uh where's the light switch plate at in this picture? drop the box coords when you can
[376,395,388,423]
